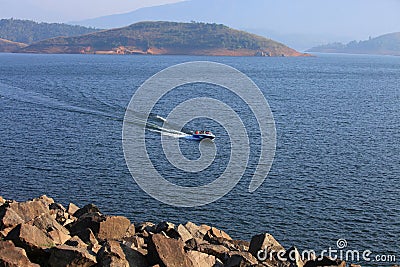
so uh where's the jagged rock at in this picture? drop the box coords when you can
[73,204,101,218]
[69,212,104,238]
[49,202,70,225]
[136,222,156,233]
[224,251,259,267]
[97,240,148,267]
[147,233,194,267]
[97,216,131,241]
[67,202,80,215]
[223,239,250,251]
[0,198,49,230]
[177,224,193,242]
[6,223,54,263]
[0,196,5,205]
[187,250,216,267]
[185,237,208,251]
[184,221,211,239]
[248,233,285,258]
[0,206,24,231]
[123,236,145,250]
[197,243,230,261]
[35,195,55,207]
[124,223,136,238]
[206,226,232,241]
[156,221,175,233]
[0,240,40,267]
[29,213,71,245]
[48,244,97,267]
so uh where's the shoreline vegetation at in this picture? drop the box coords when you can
[0,195,395,267]
[0,20,309,57]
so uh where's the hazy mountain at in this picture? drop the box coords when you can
[0,19,100,44]
[73,0,400,51]
[307,32,400,56]
[19,21,308,56]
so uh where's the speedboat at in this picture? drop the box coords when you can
[191,130,215,140]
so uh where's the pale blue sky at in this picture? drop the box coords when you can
[0,0,184,22]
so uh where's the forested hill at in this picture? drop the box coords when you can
[20,21,309,56]
[0,19,100,44]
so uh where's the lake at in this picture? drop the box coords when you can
[0,53,399,265]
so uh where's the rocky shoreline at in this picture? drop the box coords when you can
[0,195,396,267]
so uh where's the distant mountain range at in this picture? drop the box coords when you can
[307,32,400,56]
[0,19,99,44]
[72,0,400,51]
[15,21,308,57]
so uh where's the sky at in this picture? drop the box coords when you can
[0,0,184,22]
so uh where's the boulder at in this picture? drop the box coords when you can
[73,204,101,218]
[0,198,49,230]
[97,240,148,267]
[136,222,156,233]
[124,223,136,238]
[0,240,40,267]
[187,250,216,267]
[222,239,250,251]
[205,226,232,241]
[97,216,131,241]
[49,202,69,225]
[0,206,24,230]
[67,203,80,216]
[248,233,285,258]
[123,235,145,249]
[224,251,258,267]
[6,223,54,263]
[184,221,211,239]
[177,224,193,242]
[35,195,55,207]
[48,244,97,267]
[155,221,175,233]
[197,243,230,261]
[29,213,71,245]
[69,212,104,238]
[147,233,194,267]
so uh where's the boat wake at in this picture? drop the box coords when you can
[0,82,190,139]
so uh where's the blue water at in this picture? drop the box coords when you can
[0,53,399,265]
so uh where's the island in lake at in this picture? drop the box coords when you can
[307,32,400,56]
[0,20,309,57]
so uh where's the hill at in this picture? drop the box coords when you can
[0,18,100,44]
[307,32,400,56]
[73,0,400,51]
[0,38,27,52]
[19,21,308,56]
